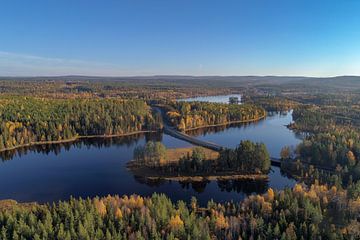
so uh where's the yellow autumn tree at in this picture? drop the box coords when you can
[293,184,303,194]
[346,150,356,167]
[262,202,272,214]
[169,215,184,231]
[215,214,229,229]
[94,199,107,216]
[115,208,123,220]
[266,188,275,202]
[178,118,186,131]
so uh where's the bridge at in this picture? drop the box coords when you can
[163,125,224,152]
[163,125,282,165]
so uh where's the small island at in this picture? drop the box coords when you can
[127,140,271,181]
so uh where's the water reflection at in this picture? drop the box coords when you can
[0,133,163,162]
[0,112,298,205]
[187,111,303,158]
[133,175,269,195]
[186,120,263,137]
[217,179,268,194]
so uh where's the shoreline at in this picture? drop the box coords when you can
[147,174,268,182]
[128,163,268,182]
[0,113,266,154]
[183,114,267,133]
[0,130,157,153]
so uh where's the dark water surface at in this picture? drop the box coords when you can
[0,111,300,205]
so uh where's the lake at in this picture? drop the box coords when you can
[187,111,302,158]
[0,96,302,205]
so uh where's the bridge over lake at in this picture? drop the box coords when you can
[163,125,224,152]
[154,106,282,165]
[162,125,282,166]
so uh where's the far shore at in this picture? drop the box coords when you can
[147,174,268,182]
[0,113,267,154]
[183,114,267,133]
[0,130,157,153]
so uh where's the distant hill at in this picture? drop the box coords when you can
[0,75,359,92]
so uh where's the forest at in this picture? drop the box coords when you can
[0,182,359,240]
[0,97,159,151]
[2,78,360,239]
[165,101,266,131]
[280,94,360,184]
[243,96,298,112]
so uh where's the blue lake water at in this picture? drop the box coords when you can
[0,113,299,205]
[0,95,301,205]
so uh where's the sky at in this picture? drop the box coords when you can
[0,0,360,77]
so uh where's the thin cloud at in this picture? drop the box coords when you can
[0,51,133,76]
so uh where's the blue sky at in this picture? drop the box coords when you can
[1,0,360,76]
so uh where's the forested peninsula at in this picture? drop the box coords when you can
[164,102,266,131]
[0,97,266,152]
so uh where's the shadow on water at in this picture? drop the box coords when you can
[186,111,304,140]
[0,132,163,162]
[133,175,269,195]
[186,119,264,137]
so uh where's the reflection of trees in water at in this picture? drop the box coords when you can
[133,175,268,195]
[133,175,168,187]
[178,181,210,193]
[0,132,162,161]
[279,167,297,179]
[145,132,163,143]
[186,120,264,137]
[217,179,268,194]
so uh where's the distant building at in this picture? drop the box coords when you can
[229,97,240,104]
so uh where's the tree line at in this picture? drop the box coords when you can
[0,97,159,151]
[1,181,359,239]
[165,101,266,131]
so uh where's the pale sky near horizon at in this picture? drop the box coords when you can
[1,0,360,77]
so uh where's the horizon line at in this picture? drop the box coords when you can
[0,74,359,79]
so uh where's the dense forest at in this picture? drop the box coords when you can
[133,140,270,175]
[165,102,266,131]
[290,107,334,133]
[276,93,360,192]
[218,140,270,173]
[243,96,298,112]
[282,98,360,182]
[0,97,159,151]
[1,182,359,240]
